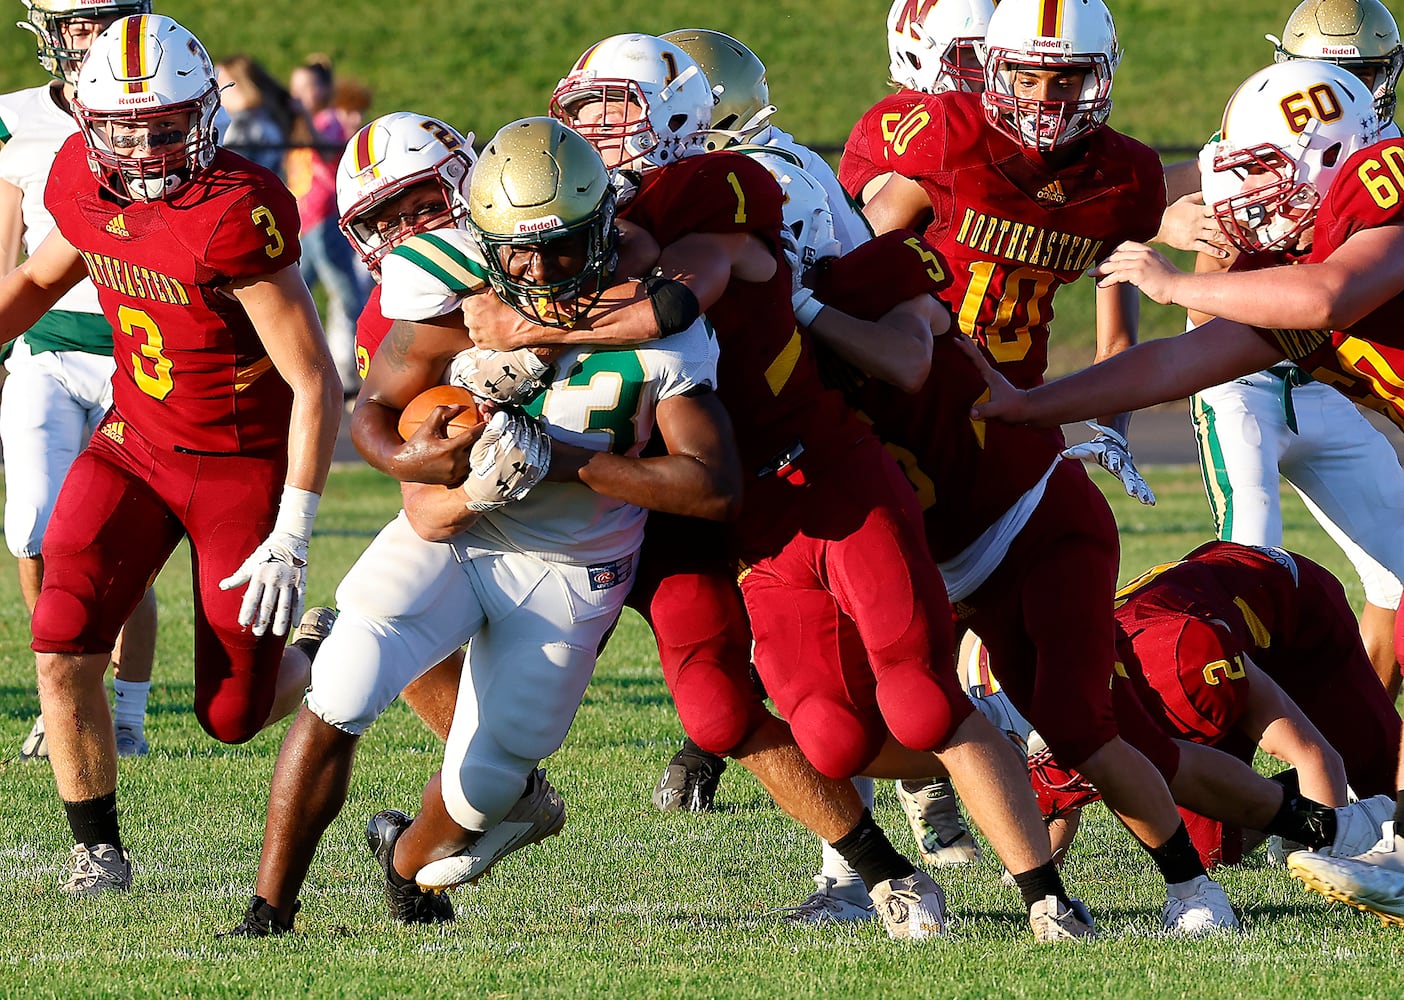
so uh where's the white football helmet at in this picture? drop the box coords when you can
[887,0,996,94]
[17,0,150,85]
[72,14,219,202]
[550,33,712,171]
[977,0,1121,150]
[733,145,841,276]
[337,113,476,275]
[662,28,777,150]
[1269,0,1403,122]
[1201,60,1378,253]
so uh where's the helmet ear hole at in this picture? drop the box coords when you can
[1322,142,1342,168]
[714,113,739,131]
[667,113,690,134]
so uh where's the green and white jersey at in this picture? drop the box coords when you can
[380,223,722,565]
[0,83,110,353]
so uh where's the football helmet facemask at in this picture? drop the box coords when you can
[977,0,1121,151]
[662,28,776,150]
[18,0,151,85]
[468,117,618,329]
[550,33,712,172]
[337,113,476,276]
[72,14,219,202]
[1201,60,1378,253]
[887,0,996,95]
[1270,0,1402,122]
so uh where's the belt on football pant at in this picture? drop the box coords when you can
[1265,364,1313,434]
[756,439,806,485]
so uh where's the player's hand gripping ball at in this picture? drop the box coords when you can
[397,385,487,441]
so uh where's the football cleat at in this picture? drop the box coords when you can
[1161,875,1240,936]
[1328,794,1394,858]
[366,810,454,924]
[415,768,566,891]
[652,742,727,812]
[1029,895,1097,942]
[220,895,298,938]
[59,843,131,895]
[894,778,981,866]
[777,875,876,924]
[19,715,47,761]
[870,870,950,940]
[114,725,149,758]
[1288,822,1404,928]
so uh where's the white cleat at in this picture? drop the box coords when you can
[1289,821,1404,927]
[415,768,566,891]
[871,870,950,940]
[1162,875,1240,936]
[1029,895,1097,942]
[60,843,132,895]
[1327,794,1393,858]
[115,725,149,758]
[19,715,48,761]
[776,875,876,924]
[894,778,981,866]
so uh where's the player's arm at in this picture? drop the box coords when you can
[1184,247,1237,328]
[860,173,934,237]
[549,387,743,522]
[962,317,1286,427]
[805,292,945,393]
[351,315,481,485]
[1093,226,1404,328]
[463,231,772,351]
[0,179,24,275]
[1091,281,1140,435]
[400,481,483,542]
[0,225,87,341]
[1236,658,1348,807]
[1161,158,1202,204]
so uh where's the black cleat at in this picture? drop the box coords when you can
[652,740,727,812]
[220,895,298,938]
[366,810,455,925]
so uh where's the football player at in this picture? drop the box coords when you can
[500,34,1092,943]
[1,0,159,762]
[956,59,1404,926]
[1188,0,1404,702]
[228,118,741,936]
[0,15,341,895]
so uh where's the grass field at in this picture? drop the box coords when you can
[3,464,1404,999]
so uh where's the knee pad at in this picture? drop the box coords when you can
[441,751,532,832]
[789,695,882,779]
[874,662,969,752]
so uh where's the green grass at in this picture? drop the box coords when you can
[3,463,1404,998]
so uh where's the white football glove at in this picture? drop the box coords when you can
[782,227,827,327]
[218,486,319,636]
[1061,421,1156,506]
[461,410,552,511]
[449,346,550,405]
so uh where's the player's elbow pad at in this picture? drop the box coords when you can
[642,274,701,336]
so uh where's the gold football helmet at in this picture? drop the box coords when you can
[468,117,618,328]
[18,0,152,84]
[1270,0,1402,120]
[662,28,777,150]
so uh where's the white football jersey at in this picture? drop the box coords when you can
[378,223,722,565]
[0,84,101,316]
[757,125,873,254]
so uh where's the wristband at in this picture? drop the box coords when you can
[792,287,825,327]
[642,273,701,335]
[273,485,320,543]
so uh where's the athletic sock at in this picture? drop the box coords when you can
[1145,822,1205,886]
[63,792,122,851]
[1011,862,1070,910]
[830,809,916,890]
[112,679,150,731]
[1264,792,1337,849]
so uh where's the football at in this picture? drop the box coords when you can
[396,384,485,441]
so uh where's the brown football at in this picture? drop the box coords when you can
[397,385,485,441]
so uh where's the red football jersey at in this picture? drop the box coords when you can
[356,282,392,377]
[838,90,926,204]
[46,136,301,453]
[847,91,1165,388]
[623,151,864,475]
[1252,137,1404,430]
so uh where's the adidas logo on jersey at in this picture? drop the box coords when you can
[105,214,130,238]
[99,421,125,444]
[1035,180,1067,205]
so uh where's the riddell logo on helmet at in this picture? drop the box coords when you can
[1025,36,1074,54]
[116,94,158,106]
[514,216,564,234]
[1319,45,1362,57]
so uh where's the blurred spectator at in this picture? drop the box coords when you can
[286,54,367,391]
[331,76,373,136]
[215,54,306,178]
